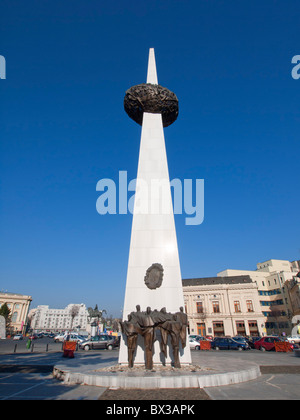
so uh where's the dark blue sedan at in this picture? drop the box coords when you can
[211,337,250,351]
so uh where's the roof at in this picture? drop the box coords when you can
[182,275,253,287]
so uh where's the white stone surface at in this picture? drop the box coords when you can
[146,48,158,85]
[53,366,261,389]
[118,49,191,366]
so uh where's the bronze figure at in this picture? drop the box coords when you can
[120,305,188,369]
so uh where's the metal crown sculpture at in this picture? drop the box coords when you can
[124,83,179,127]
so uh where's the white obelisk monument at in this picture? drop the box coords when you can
[118,48,191,366]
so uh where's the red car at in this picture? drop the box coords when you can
[254,336,294,351]
[205,335,214,341]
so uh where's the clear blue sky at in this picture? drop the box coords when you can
[1,0,300,318]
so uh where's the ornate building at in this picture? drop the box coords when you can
[0,292,32,334]
[183,259,300,337]
[183,276,265,337]
[218,259,300,335]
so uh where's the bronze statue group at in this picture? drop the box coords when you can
[120,305,188,370]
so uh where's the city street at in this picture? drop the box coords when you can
[0,338,300,400]
[0,337,117,400]
[0,336,65,354]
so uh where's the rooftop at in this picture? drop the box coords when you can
[182,275,252,287]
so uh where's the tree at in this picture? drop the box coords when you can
[112,318,121,332]
[69,305,80,330]
[0,303,11,334]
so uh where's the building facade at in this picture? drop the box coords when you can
[182,259,300,337]
[183,276,265,337]
[29,304,89,333]
[286,274,300,317]
[218,259,300,336]
[0,292,32,334]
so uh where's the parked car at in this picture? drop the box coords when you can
[188,337,201,350]
[254,336,294,351]
[79,335,118,351]
[232,336,252,347]
[188,335,206,342]
[29,334,38,340]
[54,333,66,343]
[248,336,262,349]
[114,335,121,347]
[195,336,208,342]
[13,334,23,340]
[211,337,250,351]
[286,335,300,344]
[232,336,248,343]
[64,334,86,343]
[188,335,200,341]
[205,335,214,341]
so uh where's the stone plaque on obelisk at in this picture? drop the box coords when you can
[118,48,191,366]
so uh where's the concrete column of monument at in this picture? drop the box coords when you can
[118,48,191,366]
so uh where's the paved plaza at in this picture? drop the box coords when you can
[0,341,300,400]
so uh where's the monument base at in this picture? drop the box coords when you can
[53,352,261,389]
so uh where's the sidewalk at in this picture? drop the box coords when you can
[53,349,300,389]
[1,349,300,400]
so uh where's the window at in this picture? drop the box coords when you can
[260,301,271,306]
[11,312,18,323]
[258,289,281,296]
[248,321,258,331]
[246,300,254,312]
[236,321,246,334]
[91,336,100,342]
[213,321,224,336]
[234,301,241,312]
[196,302,203,313]
[212,301,220,313]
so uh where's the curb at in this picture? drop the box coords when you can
[53,365,261,389]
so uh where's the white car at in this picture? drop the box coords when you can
[13,334,23,340]
[54,333,66,342]
[188,337,200,350]
[54,332,85,343]
[67,334,87,343]
[286,335,300,344]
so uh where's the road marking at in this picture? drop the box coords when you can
[0,379,48,400]
[265,375,282,390]
[0,373,15,380]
